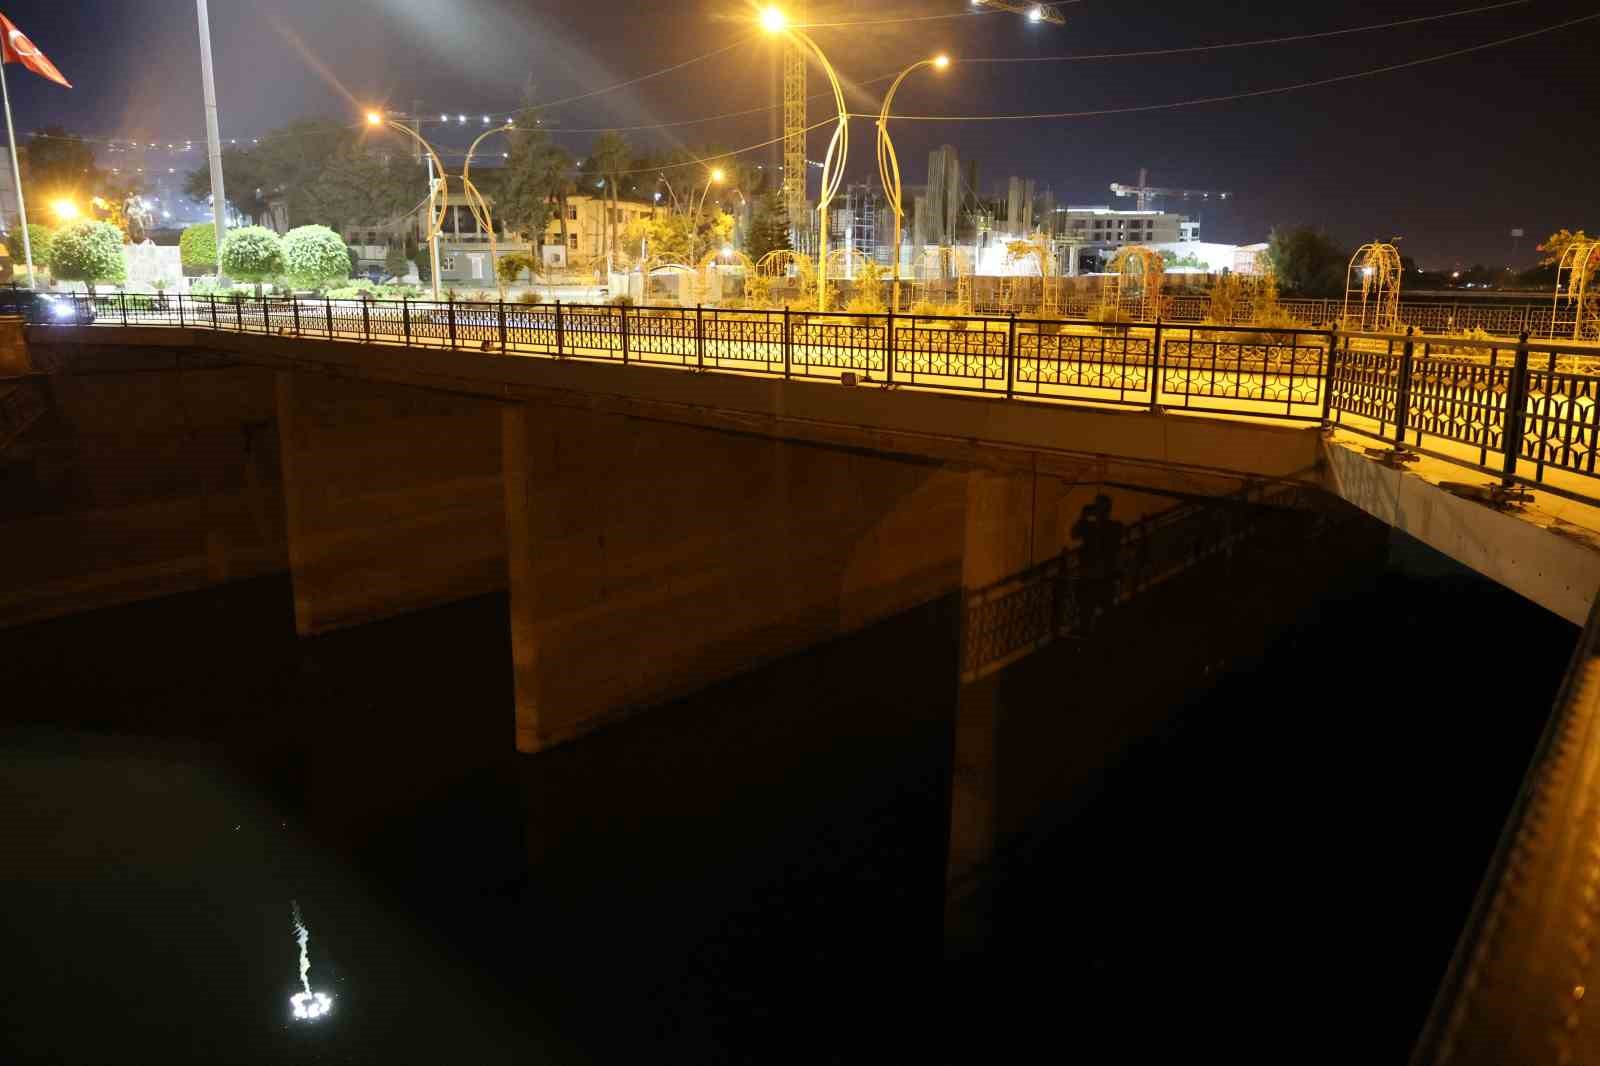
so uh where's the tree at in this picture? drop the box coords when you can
[220,225,285,296]
[746,190,791,262]
[496,253,537,285]
[179,223,217,275]
[5,224,55,270]
[1539,229,1591,266]
[282,225,351,291]
[47,221,126,294]
[303,145,419,234]
[186,119,352,226]
[1265,226,1347,297]
[21,127,103,206]
[500,126,568,254]
[590,131,631,267]
[384,244,410,280]
[623,208,733,266]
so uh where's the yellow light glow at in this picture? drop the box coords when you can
[759,6,787,32]
[710,168,725,183]
[50,199,79,222]
[933,55,951,69]
[365,111,384,126]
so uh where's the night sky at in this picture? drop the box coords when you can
[1,0,1595,268]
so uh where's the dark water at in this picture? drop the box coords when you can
[0,535,1576,1064]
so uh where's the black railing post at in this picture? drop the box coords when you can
[210,296,218,331]
[325,297,334,339]
[1321,325,1339,424]
[291,294,300,335]
[885,306,895,385]
[259,292,267,334]
[554,300,564,357]
[362,296,371,343]
[1394,326,1416,445]
[1005,311,1017,398]
[497,299,507,353]
[1502,330,1531,490]
[695,304,705,371]
[402,296,411,346]
[177,294,185,328]
[783,305,793,379]
[447,295,457,349]
[618,303,629,364]
[119,291,128,326]
[1149,316,1163,411]
[234,294,243,332]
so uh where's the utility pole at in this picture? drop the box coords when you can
[408,101,441,300]
[195,0,227,277]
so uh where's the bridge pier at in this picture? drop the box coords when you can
[275,371,508,635]
[502,401,970,753]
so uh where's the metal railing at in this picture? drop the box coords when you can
[18,290,1600,504]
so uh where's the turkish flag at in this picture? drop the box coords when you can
[0,13,70,88]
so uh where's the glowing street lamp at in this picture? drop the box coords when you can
[461,121,519,299]
[761,6,849,312]
[50,198,80,222]
[690,168,726,264]
[364,108,450,300]
[877,54,951,312]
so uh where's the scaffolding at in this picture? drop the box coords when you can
[1342,242,1402,332]
[1554,240,1600,341]
[999,233,1059,315]
[910,246,973,313]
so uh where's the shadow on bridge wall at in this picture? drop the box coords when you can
[947,482,1391,928]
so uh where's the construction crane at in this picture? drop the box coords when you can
[782,2,808,247]
[971,1,1067,25]
[1110,169,1232,213]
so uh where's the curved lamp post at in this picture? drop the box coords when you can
[761,6,848,312]
[366,110,449,300]
[689,167,724,265]
[462,122,517,298]
[878,54,949,313]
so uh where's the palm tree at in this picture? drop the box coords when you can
[590,131,631,270]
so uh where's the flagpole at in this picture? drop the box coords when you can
[196,0,227,279]
[0,56,34,286]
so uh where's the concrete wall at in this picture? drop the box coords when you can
[276,371,508,635]
[0,346,286,626]
[503,402,970,752]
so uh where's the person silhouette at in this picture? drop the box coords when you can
[1071,494,1125,632]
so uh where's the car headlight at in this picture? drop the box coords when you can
[50,301,74,319]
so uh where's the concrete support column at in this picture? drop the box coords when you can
[276,371,507,635]
[502,401,966,753]
[947,466,1039,899]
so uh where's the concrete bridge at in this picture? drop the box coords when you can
[6,302,1600,1057]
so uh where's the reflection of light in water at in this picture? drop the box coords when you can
[290,990,333,1020]
[288,901,333,1022]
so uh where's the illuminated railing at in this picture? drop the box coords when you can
[16,289,1600,504]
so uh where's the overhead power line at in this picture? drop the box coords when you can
[880,9,1600,121]
[962,0,1532,63]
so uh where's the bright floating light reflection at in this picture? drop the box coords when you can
[290,990,333,1021]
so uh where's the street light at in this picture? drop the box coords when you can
[877,54,950,313]
[364,108,450,300]
[461,121,519,298]
[50,199,80,222]
[690,168,725,264]
[761,6,849,312]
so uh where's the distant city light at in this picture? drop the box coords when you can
[1028,5,1045,21]
[457,114,467,124]
[440,114,449,122]
[482,115,491,124]
[290,991,332,1021]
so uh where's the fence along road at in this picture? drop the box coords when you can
[27,291,1600,508]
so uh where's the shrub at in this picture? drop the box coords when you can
[5,223,54,270]
[743,274,772,308]
[283,225,352,292]
[383,244,410,280]
[496,253,537,285]
[219,226,285,296]
[610,294,635,307]
[414,254,431,285]
[47,221,127,294]
[517,291,543,305]
[189,276,233,296]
